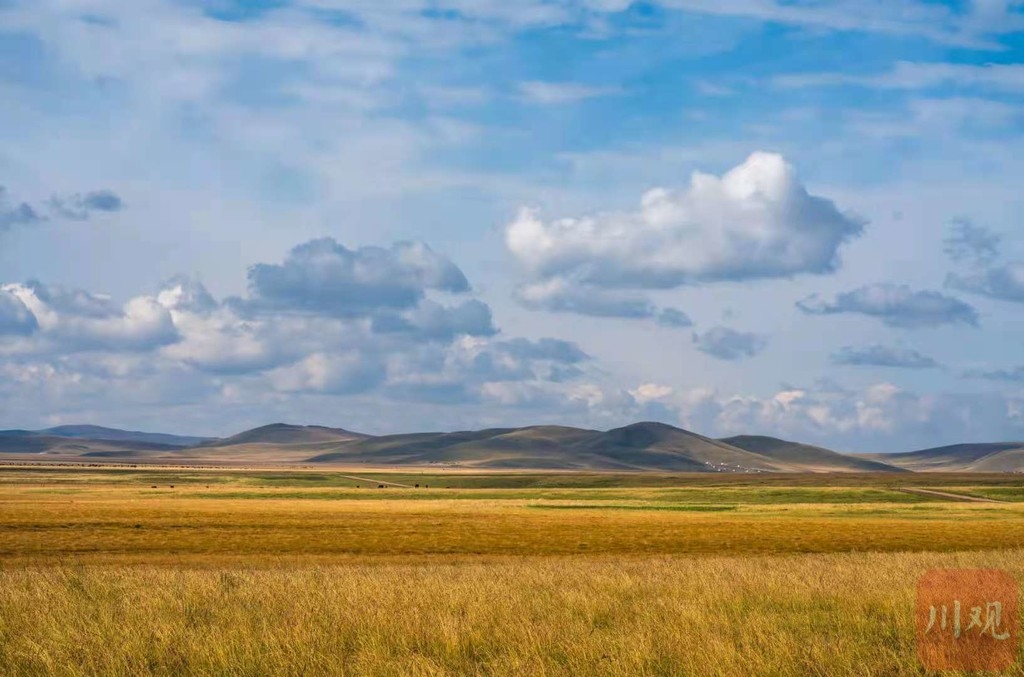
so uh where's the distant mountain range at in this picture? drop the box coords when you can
[0,421,1021,472]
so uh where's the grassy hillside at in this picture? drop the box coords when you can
[4,421,1024,472]
[41,425,210,447]
[306,422,795,471]
[722,435,902,473]
[204,423,366,447]
[0,433,185,457]
[861,442,1024,471]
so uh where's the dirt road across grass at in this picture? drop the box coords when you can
[338,474,414,488]
[897,487,1005,503]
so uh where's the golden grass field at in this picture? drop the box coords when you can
[2,465,1024,675]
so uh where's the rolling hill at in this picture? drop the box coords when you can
[0,431,187,457]
[721,435,904,473]
[0,421,1021,472]
[40,425,210,447]
[302,422,785,471]
[170,423,371,463]
[203,423,366,447]
[173,422,905,472]
[858,443,1024,472]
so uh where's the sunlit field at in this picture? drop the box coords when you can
[2,466,1024,675]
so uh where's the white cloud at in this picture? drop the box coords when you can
[243,238,471,317]
[269,351,386,395]
[158,302,292,375]
[506,152,864,317]
[0,236,604,429]
[2,282,179,352]
[629,382,675,404]
[674,382,1024,452]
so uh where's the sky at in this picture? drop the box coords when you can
[1,0,1024,452]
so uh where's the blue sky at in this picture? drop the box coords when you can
[1,0,1024,451]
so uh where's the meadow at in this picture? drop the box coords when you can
[1,465,1024,675]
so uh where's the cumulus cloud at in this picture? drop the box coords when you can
[162,239,504,380]
[243,238,470,317]
[424,336,591,389]
[0,235,604,427]
[831,345,939,369]
[692,326,767,360]
[269,352,387,395]
[1,281,179,352]
[944,218,1001,266]
[797,284,979,328]
[158,297,295,375]
[475,380,629,414]
[371,299,496,341]
[947,262,1024,303]
[675,382,1024,452]
[506,152,864,317]
[156,276,219,314]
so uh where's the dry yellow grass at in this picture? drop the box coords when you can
[1,550,1022,676]
[3,488,1024,564]
[2,468,1024,674]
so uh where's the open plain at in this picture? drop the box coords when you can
[1,465,1024,675]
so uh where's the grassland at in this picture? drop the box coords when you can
[2,466,1024,675]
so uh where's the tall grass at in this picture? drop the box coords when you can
[3,491,1024,564]
[3,470,1023,674]
[2,550,1022,675]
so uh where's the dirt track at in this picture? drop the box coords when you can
[338,474,413,488]
[898,487,1005,503]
